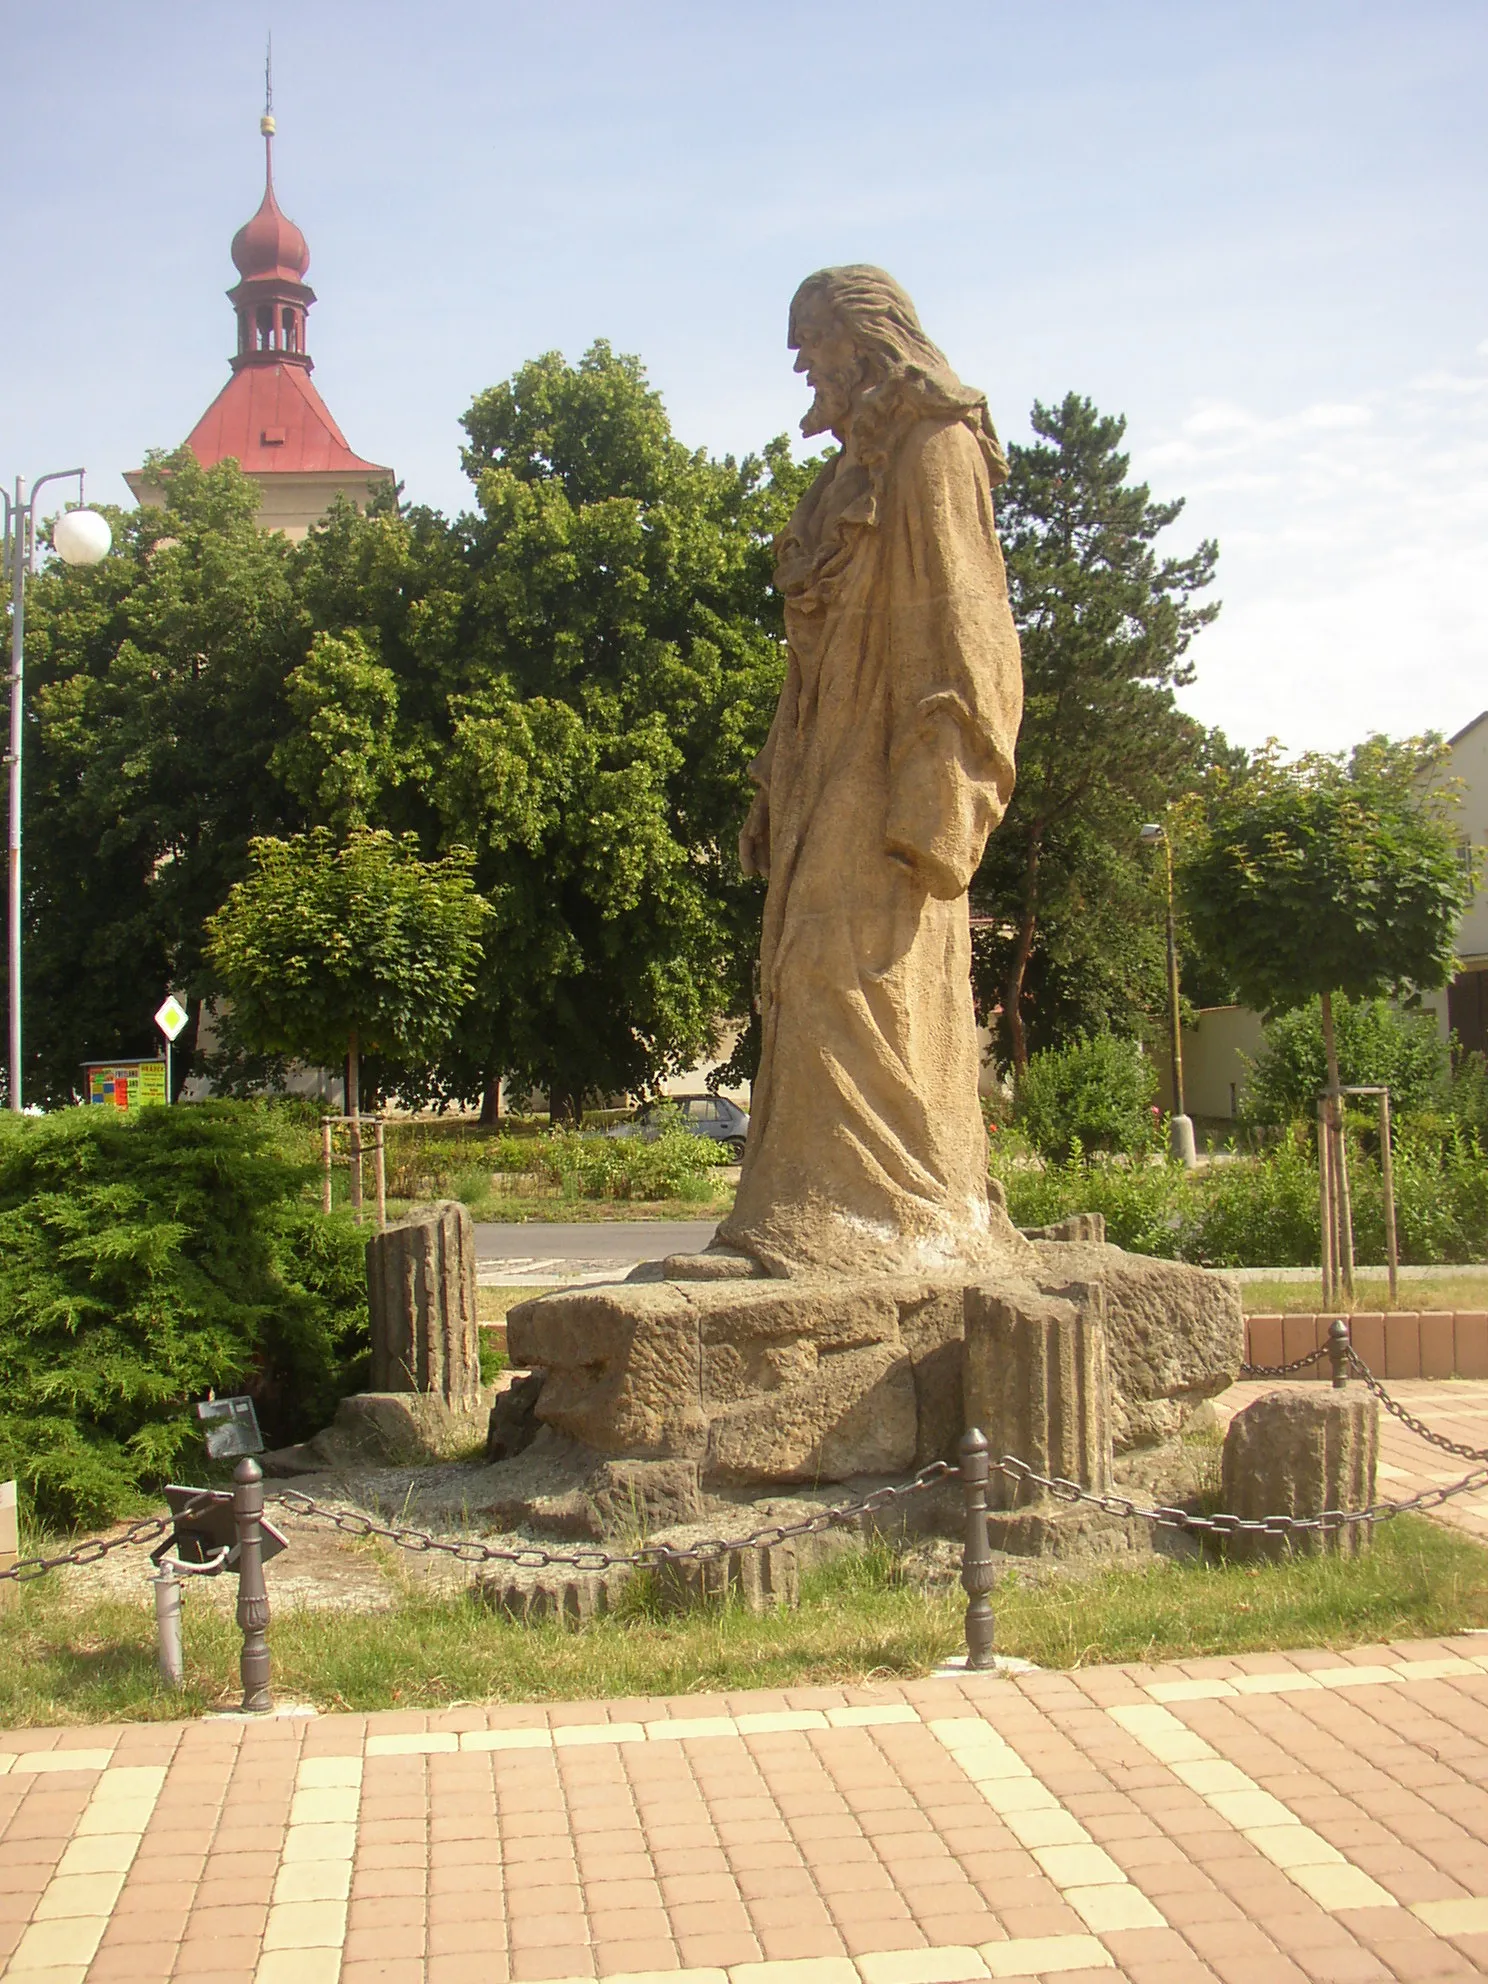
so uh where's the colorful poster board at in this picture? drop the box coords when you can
[83,1059,168,1109]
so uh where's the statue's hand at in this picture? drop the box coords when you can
[740,790,771,878]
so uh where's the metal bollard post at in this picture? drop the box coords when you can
[232,1457,273,1713]
[1328,1317,1351,1389]
[959,1428,996,1670]
[151,1561,184,1689]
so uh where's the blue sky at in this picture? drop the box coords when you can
[5,2,1485,751]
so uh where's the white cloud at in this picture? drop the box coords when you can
[1137,347,1488,751]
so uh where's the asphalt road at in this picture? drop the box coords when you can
[473,1219,719,1264]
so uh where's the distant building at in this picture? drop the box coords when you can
[126,110,392,540]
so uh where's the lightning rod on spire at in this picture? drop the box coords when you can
[261,33,275,138]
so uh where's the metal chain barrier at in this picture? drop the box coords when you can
[1241,1345,1332,1378]
[988,1453,1488,1536]
[1345,1345,1488,1462]
[0,1492,219,1585]
[268,1464,957,1571]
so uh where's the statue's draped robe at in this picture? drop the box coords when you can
[717,404,1026,1276]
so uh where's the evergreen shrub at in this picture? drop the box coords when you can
[0,1104,368,1525]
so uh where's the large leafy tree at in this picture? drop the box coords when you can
[423,342,814,1119]
[17,450,309,1105]
[205,828,489,1115]
[971,395,1220,1073]
[1179,739,1471,1092]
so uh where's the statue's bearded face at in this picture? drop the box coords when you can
[790,303,864,442]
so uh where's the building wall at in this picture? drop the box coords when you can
[1154,1004,1266,1120]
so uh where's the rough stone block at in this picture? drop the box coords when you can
[507,1274,966,1487]
[478,1565,631,1625]
[1020,1213,1106,1244]
[647,1533,801,1613]
[366,1200,481,1409]
[1027,1239,1243,1449]
[290,1391,490,1469]
[1221,1387,1379,1559]
[964,1283,1113,1509]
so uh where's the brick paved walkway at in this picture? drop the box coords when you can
[7,1638,1488,1984]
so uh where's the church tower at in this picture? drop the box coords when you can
[127,100,392,540]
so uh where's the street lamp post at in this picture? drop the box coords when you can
[1140,822,1198,1169]
[4,475,112,1112]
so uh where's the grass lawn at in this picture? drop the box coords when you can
[1239,1273,1488,1314]
[3,1519,1484,1730]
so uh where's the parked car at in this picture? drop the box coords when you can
[606,1093,749,1161]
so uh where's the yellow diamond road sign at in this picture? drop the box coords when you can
[155,996,189,1043]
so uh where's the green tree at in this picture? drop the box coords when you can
[427,341,815,1119]
[1179,741,1471,1094]
[971,395,1220,1073]
[205,828,489,1115]
[17,450,308,1104]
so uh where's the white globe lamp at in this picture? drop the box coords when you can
[52,508,112,567]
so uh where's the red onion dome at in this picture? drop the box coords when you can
[231,136,310,283]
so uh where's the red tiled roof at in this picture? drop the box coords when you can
[184,362,390,478]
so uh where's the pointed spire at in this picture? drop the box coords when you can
[227,67,315,372]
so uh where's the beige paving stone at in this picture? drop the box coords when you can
[1412,1897,1488,1934]
[289,1785,361,1825]
[978,1934,1112,1975]
[1063,1881,1167,1932]
[254,1947,343,1983]
[274,1858,353,1903]
[6,1913,110,1967]
[855,1949,990,1983]
[279,1821,358,1862]
[260,1896,350,1949]
[729,1959,859,1984]
[2,1750,115,1776]
[1030,1843,1128,1889]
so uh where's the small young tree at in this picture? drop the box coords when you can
[206,829,489,1121]
[1180,741,1471,1292]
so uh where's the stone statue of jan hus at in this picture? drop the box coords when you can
[717,266,1027,1278]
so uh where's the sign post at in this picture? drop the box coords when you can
[154,995,189,1104]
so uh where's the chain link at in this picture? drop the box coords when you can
[1345,1347,1488,1461]
[268,1465,956,1572]
[1241,1345,1333,1378]
[988,1453,1488,1535]
[0,1492,221,1585]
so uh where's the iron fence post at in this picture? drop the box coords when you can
[959,1428,996,1670]
[1328,1317,1351,1389]
[233,1458,273,1712]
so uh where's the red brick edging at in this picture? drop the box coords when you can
[1244,1310,1488,1381]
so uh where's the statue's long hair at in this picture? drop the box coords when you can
[776,266,1007,607]
[788,265,1008,487]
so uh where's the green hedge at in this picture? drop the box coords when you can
[0,1104,368,1525]
[993,1124,1488,1268]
